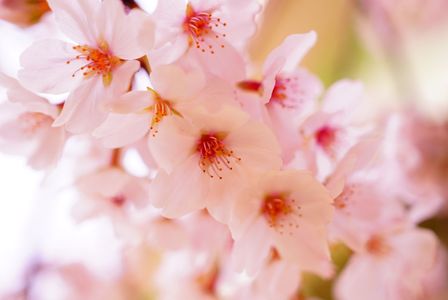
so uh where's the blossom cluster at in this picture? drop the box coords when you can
[0,0,447,299]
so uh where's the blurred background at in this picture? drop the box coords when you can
[0,0,448,299]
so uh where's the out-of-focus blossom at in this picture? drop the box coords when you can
[0,73,66,169]
[73,158,150,239]
[335,224,438,300]
[235,252,301,300]
[360,0,448,42]
[0,0,49,27]
[295,80,366,179]
[387,109,448,221]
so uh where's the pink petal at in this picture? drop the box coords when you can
[322,80,364,114]
[108,90,153,114]
[149,34,189,66]
[275,220,333,277]
[98,0,153,59]
[18,39,84,94]
[189,39,246,83]
[149,156,207,218]
[231,217,272,276]
[93,113,150,148]
[105,60,141,97]
[28,127,66,169]
[47,0,99,44]
[147,117,197,173]
[263,32,317,75]
[0,73,58,118]
[53,77,107,134]
[151,64,206,102]
[226,121,282,171]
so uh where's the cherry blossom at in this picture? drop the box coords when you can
[335,224,438,300]
[1,1,447,298]
[93,64,225,148]
[0,73,66,169]
[237,32,323,162]
[229,170,334,277]
[148,105,281,222]
[18,0,154,133]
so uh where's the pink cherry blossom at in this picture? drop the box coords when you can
[391,110,448,219]
[72,162,150,239]
[0,73,66,169]
[236,32,323,163]
[148,105,282,222]
[296,80,366,178]
[236,251,301,300]
[149,0,257,82]
[150,0,259,64]
[335,225,438,300]
[18,0,154,133]
[93,64,228,148]
[0,0,49,26]
[229,170,334,277]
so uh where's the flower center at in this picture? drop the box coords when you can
[197,133,240,179]
[269,75,301,108]
[333,185,355,210]
[18,112,52,135]
[261,194,303,235]
[145,88,180,137]
[66,41,121,85]
[262,196,292,227]
[183,3,227,54]
[110,194,126,207]
[366,235,391,256]
[315,125,337,149]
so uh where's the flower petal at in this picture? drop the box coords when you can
[18,39,84,94]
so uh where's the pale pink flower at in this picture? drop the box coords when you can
[422,246,448,300]
[0,0,50,26]
[361,0,448,45]
[237,32,323,163]
[148,105,282,222]
[149,0,258,81]
[230,170,334,277]
[151,0,259,61]
[236,252,301,300]
[156,258,220,300]
[18,0,154,133]
[73,165,150,239]
[296,80,365,178]
[392,110,448,219]
[0,73,66,169]
[335,224,438,300]
[93,64,227,148]
[324,136,410,248]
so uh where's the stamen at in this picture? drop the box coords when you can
[183,3,227,54]
[197,133,241,179]
[315,125,337,150]
[269,75,304,108]
[261,195,302,235]
[110,194,126,207]
[66,42,121,85]
[366,235,391,256]
[145,87,180,137]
